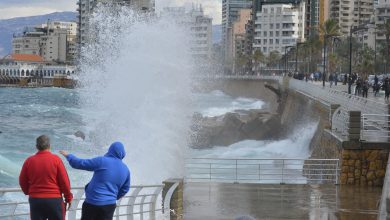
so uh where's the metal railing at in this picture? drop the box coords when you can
[185,158,340,184]
[0,183,180,220]
[331,106,350,140]
[288,79,389,115]
[361,114,390,142]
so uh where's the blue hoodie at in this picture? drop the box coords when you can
[66,142,131,206]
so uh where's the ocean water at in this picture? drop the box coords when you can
[0,87,316,188]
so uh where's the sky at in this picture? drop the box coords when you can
[0,0,222,24]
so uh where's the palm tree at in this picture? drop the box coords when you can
[303,36,322,73]
[267,50,281,67]
[320,19,341,86]
[378,20,390,73]
[252,49,265,74]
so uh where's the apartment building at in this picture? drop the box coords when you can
[222,0,252,61]
[78,0,155,47]
[162,7,213,59]
[253,3,306,55]
[329,0,374,34]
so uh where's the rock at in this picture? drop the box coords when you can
[74,131,85,140]
[367,171,376,181]
[340,173,348,184]
[190,110,279,148]
[368,150,379,161]
[376,169,386,178]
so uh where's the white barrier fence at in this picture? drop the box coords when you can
[185,158,340,184]
[0,183,180,220]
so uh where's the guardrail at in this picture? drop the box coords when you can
[185,158,340,184]
[288,79,389,115]
[0,182,181,220]
[361,114,390,142]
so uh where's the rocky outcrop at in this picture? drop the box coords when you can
[190,110,280,148]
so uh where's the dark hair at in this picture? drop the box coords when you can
[36,135,50,151]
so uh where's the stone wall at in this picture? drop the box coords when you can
[340,149,389,186]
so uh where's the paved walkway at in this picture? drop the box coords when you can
[184,182,381,220]
[307,80,389,105]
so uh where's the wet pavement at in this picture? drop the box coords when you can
[309,81,388,104]
[184,182,382,220]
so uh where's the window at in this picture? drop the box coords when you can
[263,47,267,52]
[276,23,280,29]
[263,39,267,44]
[271,8,274,13]
[264,31,267,37]
[270,32,273,37]
[270,24,274,29]
[276,39,279,44]
[276,31,280,37]
[270,39,273,44]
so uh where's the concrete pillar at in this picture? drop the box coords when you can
[348,111,361,141]
[162,179,183,220]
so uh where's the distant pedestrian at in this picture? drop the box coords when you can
[355,78,362,96]
[385,78,390,101]
[362,80,369,98]
[60,142,130,220]
[344,74,347,85]
[329,73,334,87]
[19,135,73,220]
[334,73,338,86]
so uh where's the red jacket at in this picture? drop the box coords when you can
[19,150,73,202]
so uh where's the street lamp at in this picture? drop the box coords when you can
[295,42,305,74]
[348,25,370,93]
[284,46,294,75]
[323,35,339,87]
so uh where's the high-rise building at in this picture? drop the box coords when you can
[232,9,252,60]
[329,0,374,34]
[222,0,252,62]
[77,0,155,48]
[12,23,76,63]
[161,6,213,59]
[253,3,306,55]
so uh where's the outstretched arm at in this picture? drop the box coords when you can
[60,150,102,171]
[57,159,73,203]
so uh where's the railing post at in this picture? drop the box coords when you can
[162,179,184,220]
[281,159,285,184]
[258,164,261,182]
[209,163,211,181]
[235,159,238,183]
[335,160,339,185]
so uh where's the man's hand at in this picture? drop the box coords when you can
[59,150,68,157]
[65,202,72,211]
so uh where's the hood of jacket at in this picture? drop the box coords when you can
[105,142,126,160]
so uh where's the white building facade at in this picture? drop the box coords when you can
[162,7,213,59]
[12,22,77,63]
[78,0,155,47]
[253,3,306,55]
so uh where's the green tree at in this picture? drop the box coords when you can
[252,49,265,74]
[267,50,281,67]
[378,20,390,73]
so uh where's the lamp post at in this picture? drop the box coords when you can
[348,25,369,93]
[284,46,294,75]
[295,42,305,74]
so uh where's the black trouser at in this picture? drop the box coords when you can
[29,197,65,220]
[81,202,116,220]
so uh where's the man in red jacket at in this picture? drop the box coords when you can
[19,135,73,220]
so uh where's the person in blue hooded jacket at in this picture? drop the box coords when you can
[59,142,130,220]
